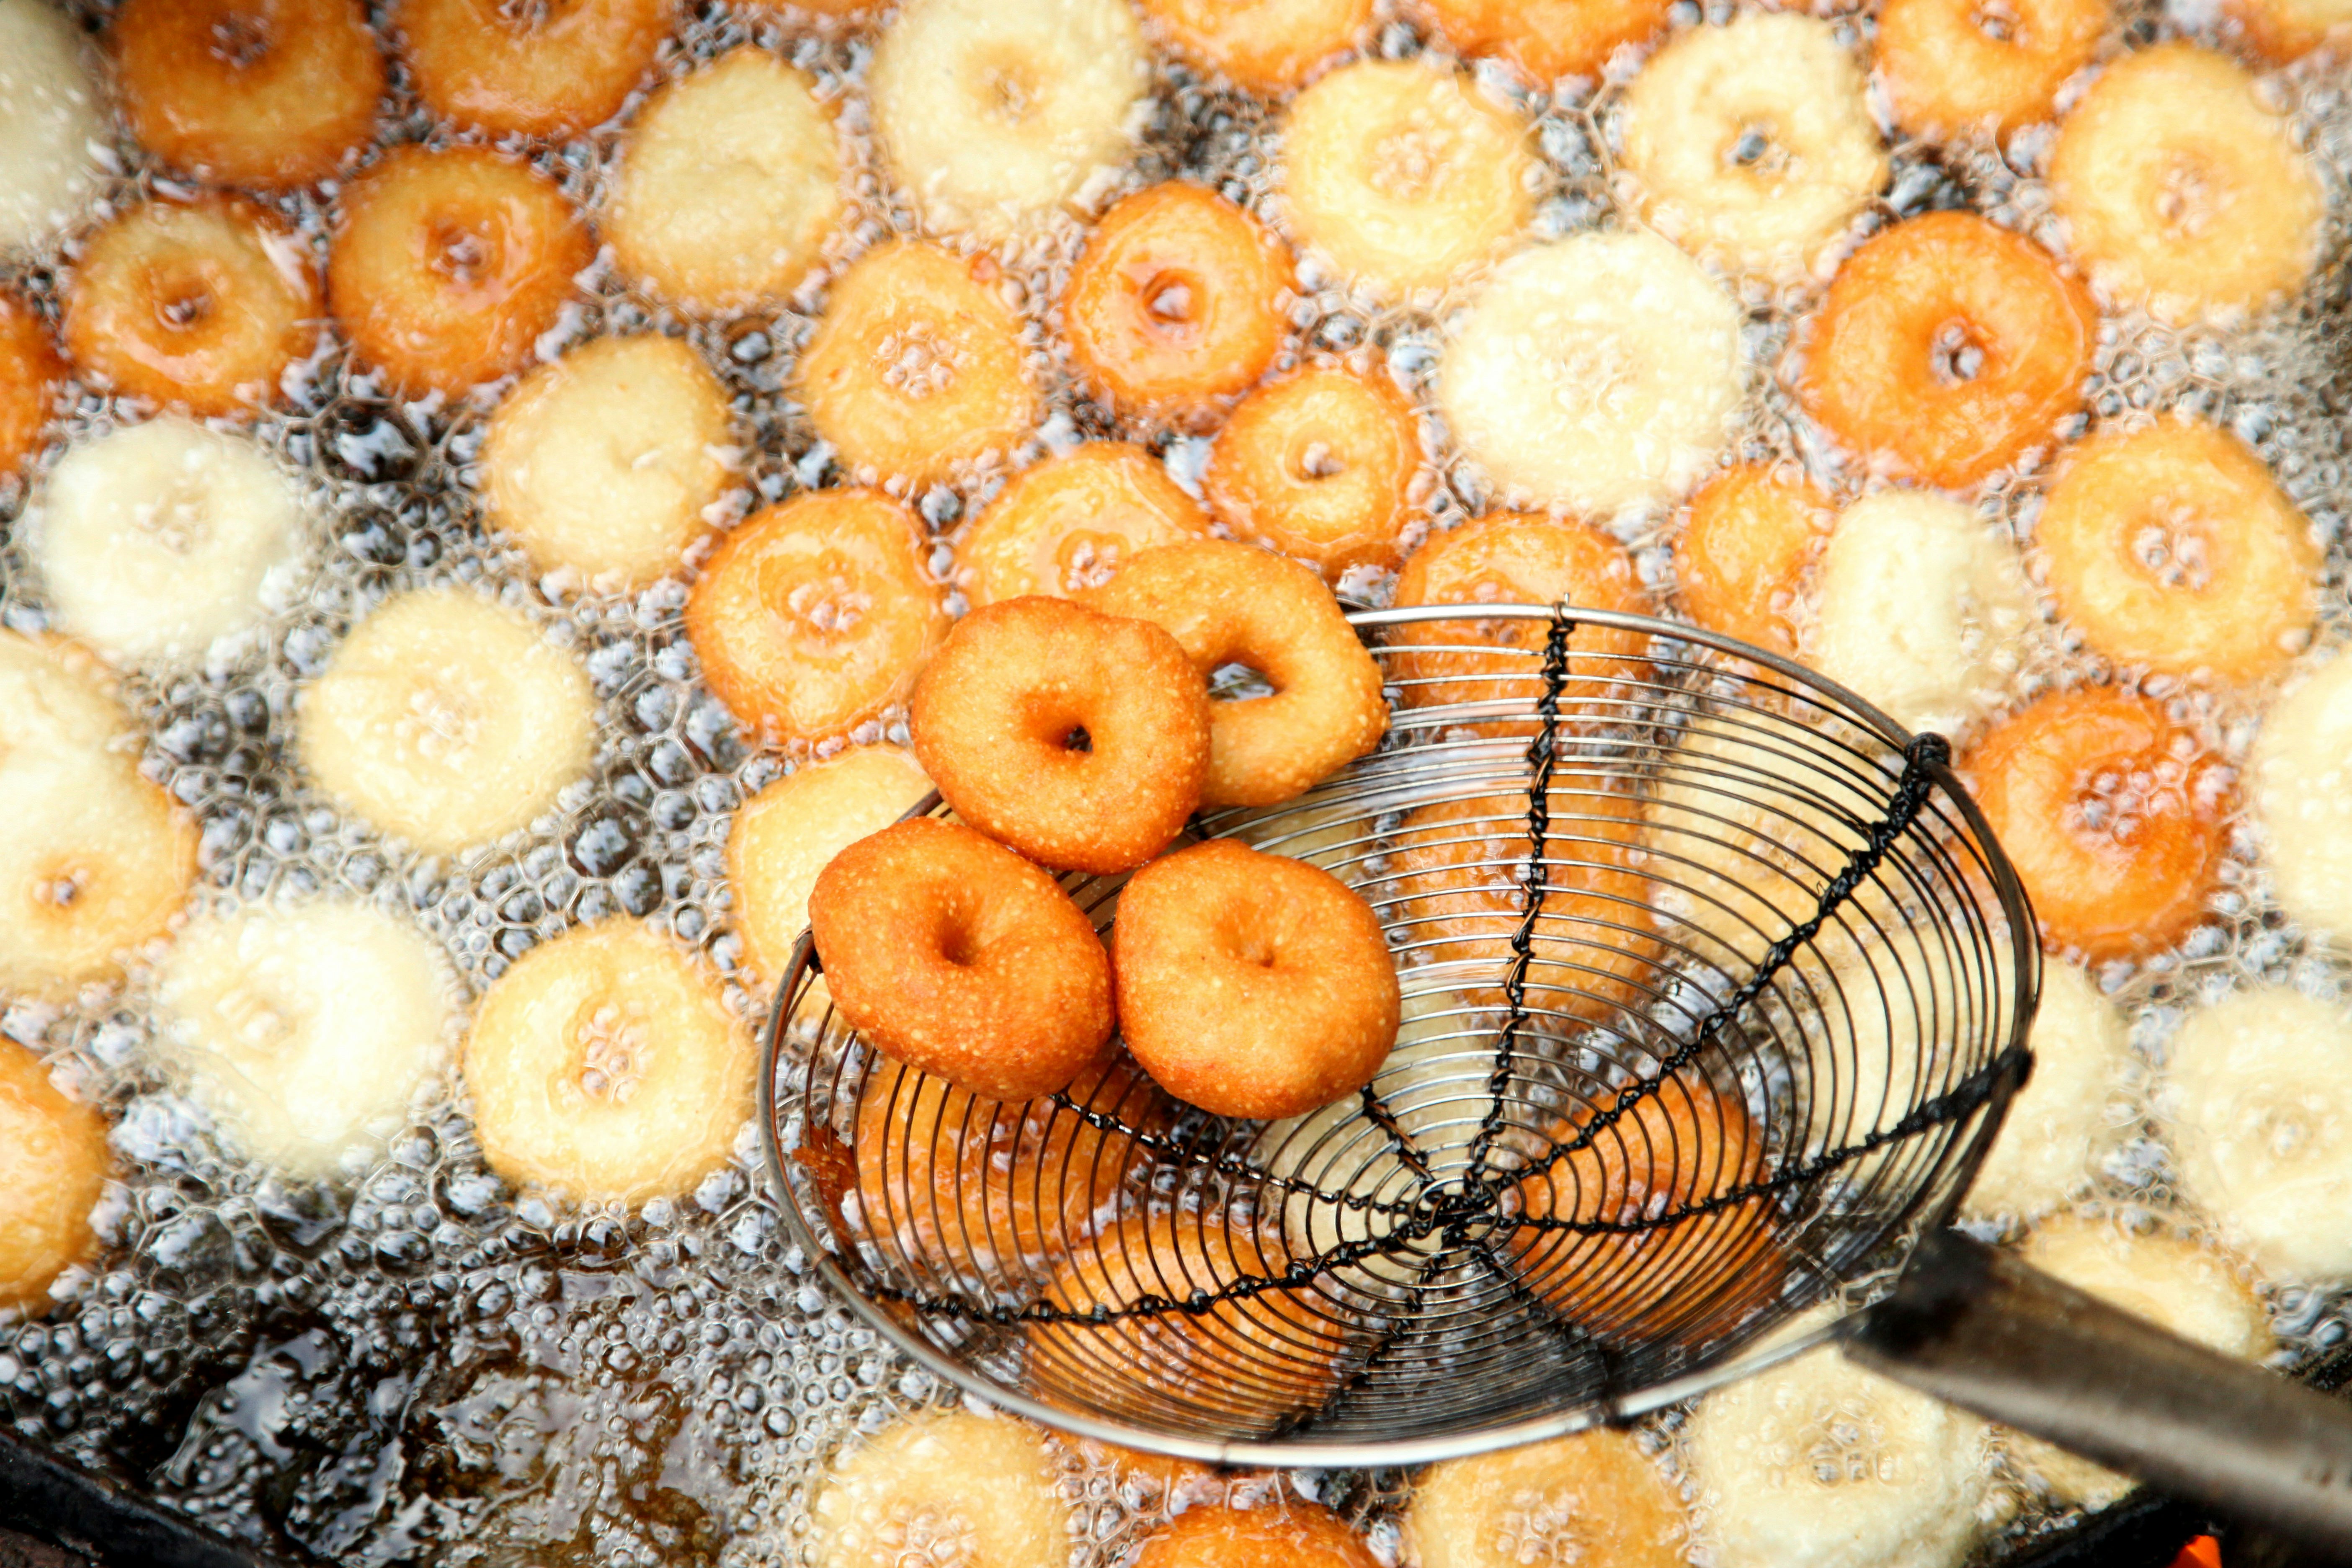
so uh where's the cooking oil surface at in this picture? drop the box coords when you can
[0,0,2348,1563]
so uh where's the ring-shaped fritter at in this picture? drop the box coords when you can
[326,145,593,398]
[401,0,671,139]
[1081,540,1386,808]
[111,0,384,189]
[1617,14,1886,281]
[798,240,1038,487]
[1113,838,1399,1120]
[1438,231,1744,513]
[1065,181,1292,424]
[63,194,320,418]
[811,816,1115,1102]
[1965,688,2230,962]
[2037,417,2318,685]
[1795,211,2095,489]
[686,488,948,748]
[481,332,734,592]
[603,46,845,313]
[812,1409,1073,1568]
[1403,1431,1688,1568]
[1206,362,1421,579]
[910,596,1210,874]
[1278,59,1534,300]
[2049,44,2324,325]
[958,443,1209,606]
[1875,0,2105,138]
[464,918,754,1206]
[868,0,1149,237]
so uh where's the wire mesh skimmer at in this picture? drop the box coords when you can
[758,603,2352,1546]
[759,605,2025,1440]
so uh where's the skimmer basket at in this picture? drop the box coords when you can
[759,605,2038,1465]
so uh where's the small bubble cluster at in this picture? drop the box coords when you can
[0,0,2348,1563]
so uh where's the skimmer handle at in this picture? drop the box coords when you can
[1846,1229,2352,1557]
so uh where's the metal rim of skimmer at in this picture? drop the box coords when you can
[756,604,2041,1467]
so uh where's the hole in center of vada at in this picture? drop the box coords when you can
[978,54,1043,122]
[2064,758,2168,847]
[1798,1416,1893,1479]
[572,1002,650,1105]
[1725,123,1791,178]
[1544,332,1636,409]
[2254,1101,2313,1162]
[155,278,219,334]
[34,865,88,913]
[1969,0,2020,42]
[1930,320,1988,385]
[1207,662,1279,703]
[877,323,962,400]
[1022,693,1099,760]
[2133,503,2217,592]
[2153,157,2220,239]
[1142,271,1199,330]
[209,12,274,69]
[1221,923,1280,970]
[428,221,499,289]
[885,1507,981,1563]
[400,682,483,763]
[782,572,874,637]
[136,479,214,555]
[1372,128,1453,199]
[934,911,984,968]
[1290,440,1348,483]
[218,985,300,1055]
[1502,1498,1590,1555]
[1054,534,1130,593]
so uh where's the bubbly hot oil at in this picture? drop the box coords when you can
[0,0,2346,1564]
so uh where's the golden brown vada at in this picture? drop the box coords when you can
[1080,540,1387,808]
[910,596,1211,874]
[811,817,1115,1102]
[1113,838,1400,1120]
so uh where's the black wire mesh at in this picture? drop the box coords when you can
[758,605,2039,1464]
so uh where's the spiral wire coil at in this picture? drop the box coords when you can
[760,606,2038,1463]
